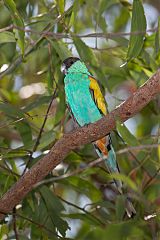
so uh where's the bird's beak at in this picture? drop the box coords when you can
[61,64,66,75]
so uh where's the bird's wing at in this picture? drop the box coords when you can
[88,75,107,115]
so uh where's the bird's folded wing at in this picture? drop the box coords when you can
[89,76,107,115]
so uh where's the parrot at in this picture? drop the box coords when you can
[61,57,136,217]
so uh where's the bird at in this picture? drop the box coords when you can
[61,57,136,217]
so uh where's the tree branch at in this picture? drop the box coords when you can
[0,24,157,39]
[0,69,159,221]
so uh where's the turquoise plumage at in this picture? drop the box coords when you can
[64,62,102,126]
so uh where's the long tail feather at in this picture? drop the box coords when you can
[94,135,136,218]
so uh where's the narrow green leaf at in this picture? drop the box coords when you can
[4,0,25,55]
[52,40,72,61]
[119,0,132,10]
[117,122,139,146]
[98,0,119,16]
[0,31,16,44]
[39,186,69,237]
[56,0,65,14]
[40,186,65,212]
[97,0,119,33]
[97,15,108,32]
[0,103,24,118]
[73,37,98,67]
[24,96,52,112]
[142,67,153,78]
[2,149,29,159]
[30,198,57,237]
[0,225,9,239]
[36,130,55,150]
[73,38,108,88]
[127,0,146,60]
[54,90,65,125]
[114,7,130,32]
[16,121,32,146]
[69,0,79,28]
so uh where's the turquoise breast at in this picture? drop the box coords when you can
[64,73,102,126]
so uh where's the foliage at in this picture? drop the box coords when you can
[0,0,159,239]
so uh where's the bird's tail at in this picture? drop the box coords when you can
[94,135,136,218]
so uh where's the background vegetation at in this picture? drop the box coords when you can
[0,0,160,239]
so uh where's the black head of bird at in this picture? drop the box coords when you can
[61,57,80,75]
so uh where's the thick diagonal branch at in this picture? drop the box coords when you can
[0,70,159,220]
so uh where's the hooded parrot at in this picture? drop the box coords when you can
[61,57,136,217]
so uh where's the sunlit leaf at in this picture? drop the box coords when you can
[0,224,9,239]
[4,0,25,55]
[2,149,29,159]
[0,31,16,43]
[127,0,146,60]
[117,122,139,146]
[56,0,65,14]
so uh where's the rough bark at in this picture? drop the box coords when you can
[0,69,159,220]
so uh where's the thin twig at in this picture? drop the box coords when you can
[0,111,58,129]
[34,157,104,187]
[0,24,13,32]
[0,117,25,129]
[13,207,19,240]
[143,146,160,189]
[115,131,153,179]
[90,45,121,51]
[0,24,157,38]
[138,127,160,190]
[117,143,160,154]
[58,195,105,226]
[0,163,20,177]
[22,89,57,175]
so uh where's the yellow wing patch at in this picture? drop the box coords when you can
[89,76,107,115]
